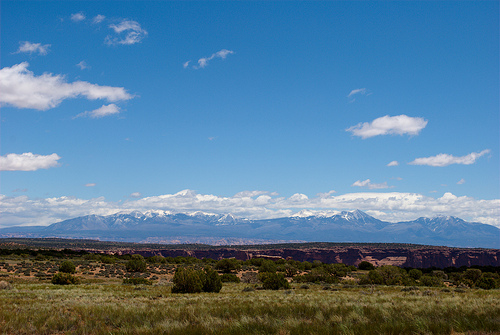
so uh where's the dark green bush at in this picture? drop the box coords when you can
[126,259,147,273]
[59,261,76,274]
[123,278,152,285]
[463,268,482,283]
[52,272,79,285]
[258,260,277,273]
[476,276,499,290]
[221,273,241,283]
[172,267,204,293]
[419,275,444,287]
[358,261,375,270]
[202,267,222,293]
[260,272,291,290]
[408,269,423,280]
[215,258,241,273]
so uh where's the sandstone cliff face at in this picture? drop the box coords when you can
[114,246,500,268]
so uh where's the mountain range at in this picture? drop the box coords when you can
[1,210,498,249]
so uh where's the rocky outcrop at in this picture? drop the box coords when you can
[113,245,500,268]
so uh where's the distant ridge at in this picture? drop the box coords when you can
[1,210,498,248]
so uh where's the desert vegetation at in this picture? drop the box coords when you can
[0,245,499,334]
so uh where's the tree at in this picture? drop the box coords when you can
[171,267,204,293]
[475,276,498,290]
[59,261,76,274]
[408,269,423,280]
[203,267,222,293]
[260,272,291,290]
[358,261,375,271]
[215,258,241,273]
[258,260,277,273]
[126,259,147,273]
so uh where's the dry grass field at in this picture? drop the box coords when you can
[0,250,499,334]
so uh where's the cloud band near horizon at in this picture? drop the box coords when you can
[1,190,498,229]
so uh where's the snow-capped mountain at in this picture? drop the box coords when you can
[1,210,498,248]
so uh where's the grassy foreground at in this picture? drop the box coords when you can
[1,282,499,335]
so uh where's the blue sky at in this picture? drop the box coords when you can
[1,1,499,228]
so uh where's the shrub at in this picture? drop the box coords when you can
[203,267,222,293]
[294,267,338,284]
[358,261,375,271]
[284,264,299,278]
[215,258,241,273]
[172,267,204,293]
[221,273,241,283]
[476,276,499,290]
[408,269,423,280]
[419,275,444,287]
[52,272,79,285]
[0,281,12,290]
[126,259,147,273]
[260,272,291,290]
[463,268,482,283]
[241,272,259,284]
[99,255,117,264]
[59,261,76,274]
[123,278,152,285]
[147,255,166,264]
[258,260,277,274]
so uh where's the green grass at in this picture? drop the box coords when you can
[1,283,499,334]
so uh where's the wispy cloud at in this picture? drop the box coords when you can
[347,88,367,98]
[106,19,148,45]
[0,153,61,171]
[74,104,120,119]
[457,179,466,185]
[1,190,498,228]
[85,183,96,187]
[130,192,142,198]
[76,61,90,70]
[352,179,390,190]
[92,15,105,24]
[185,49,234,69]
[346,115,428,139]
[15,41,51,56]
[0,63,133,110]
[387,161,399,167]
[409,150,490,167]
[71,12,86,22]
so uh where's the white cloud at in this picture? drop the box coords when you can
[1,190,499,228]
[15,41,51,55]
[85,183,96,187]
[183,61,190,69]
[0,153,61,171]
[71,12,86,22]
[93,15,106,24]
[346,115,428,139]
[387,161,399,167]
[409,150,490,167]
[130,192,142,198]
[457,179,466,185]
[352,179,389,190]
[76,61,90,70]
[74,104,120,119]
[187,49,234,69]
[0,63,133,110]
[347,88,367,98]
[106,20,147,45]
